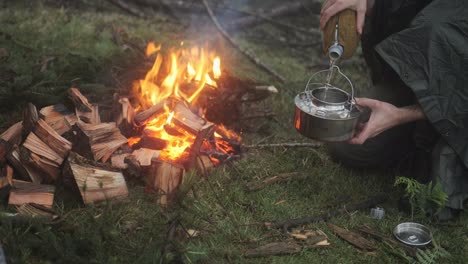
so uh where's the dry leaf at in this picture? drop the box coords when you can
[274,200,286,205]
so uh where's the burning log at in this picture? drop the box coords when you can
[64,152,128,204]
[134,100,165,126]
[146,158,185,205]
[0,121,23,145]
[73,121,128,162]
[133,135,167,150]
[39,104,77,135]
[8,180,55,208]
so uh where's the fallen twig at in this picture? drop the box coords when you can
[328,223,378,251]
[245,172,308,192]
[244,142,322,149]
[201,0,286,83]
[272,194,388,232]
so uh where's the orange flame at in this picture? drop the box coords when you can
[135,43,225,162]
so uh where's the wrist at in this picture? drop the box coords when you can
[396,104,425,124]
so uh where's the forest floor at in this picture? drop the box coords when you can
[0,1,467,263]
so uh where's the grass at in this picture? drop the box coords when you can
[1,1,467,263]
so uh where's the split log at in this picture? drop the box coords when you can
[22,103,39,139]
[22,132,63,181]
[115,97,136,136]
[8,180,55,208]
[357,225,417,257]
[134,101,165,126]
[130,148,160,167]
[33,119,72,159]
[111,153,131,170]
[272,194,388,231]
[76,105,101,124]
[327,223,377,251]
[0,121,23,145]
[0,163,13,189]
[39,104,77,135]
[64,152,128,204]
[7,145,43,183]
[245,172,308,192]
[146,158,185,205]
[68,88,100,124]
[74,121,128,162]
[68,87,93,112]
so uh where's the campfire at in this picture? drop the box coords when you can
[0,41,278,211]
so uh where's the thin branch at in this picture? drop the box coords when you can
[201,0,286,83]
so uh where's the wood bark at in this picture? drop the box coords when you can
[8,180,55,208]
[64,152,128,204]
[327,223,377,251]
[357,225,417,257]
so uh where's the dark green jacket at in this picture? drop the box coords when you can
[368,0,468,168]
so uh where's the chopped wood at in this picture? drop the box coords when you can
[146,158,185,205]
[172,102,207,135]
[201,0,286,83]
[0,121,23,145]
[115,97,136,136]
[74,121,128,162]
[68,87,93,112]
[327,223,377,251]
[8,180,55,208]
[0,139,10,164]
[134,100,165,126]
[357,225,417,257]
[111,153,131,169]
[131,148,160,167]
[272,194,388,231]
[65,152,128,204]
[246,172,308,192]
[33,119,72,158]
[7,145,43,183]
[0,165,13,189]
[22,103,39,139]
[23,132,63,166]
[39,104,77,135]
[76,104,101,124]
[16,203,57,219]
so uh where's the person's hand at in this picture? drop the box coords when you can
[348,98,425,145]
[320,0,370,34]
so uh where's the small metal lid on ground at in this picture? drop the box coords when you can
[393,222,432,247]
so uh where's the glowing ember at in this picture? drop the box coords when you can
[132,42,239,164]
